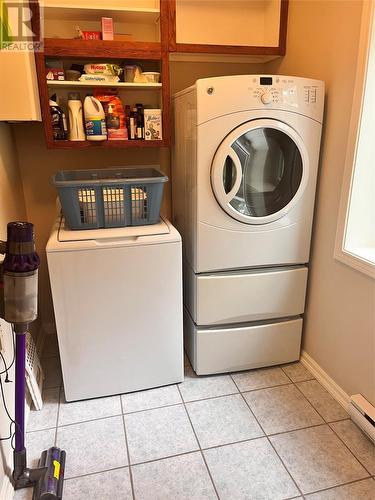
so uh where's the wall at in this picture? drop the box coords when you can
[12,60,264,328]
[266,0,375,404]
[0,123,26,495]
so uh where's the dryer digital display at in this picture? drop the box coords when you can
[260,77,273,85]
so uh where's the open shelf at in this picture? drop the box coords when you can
[44,5,160,24]
[47,80,162,89]
[48,139,166,149]
[43,39,162,58]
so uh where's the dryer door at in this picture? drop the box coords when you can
[211,119,309,225]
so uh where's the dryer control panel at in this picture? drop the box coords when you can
[194,75,325,125]
[250,76,322,113]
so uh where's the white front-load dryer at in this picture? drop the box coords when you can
[172,75,324,374]
[173,75,324,274]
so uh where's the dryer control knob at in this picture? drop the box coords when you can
[261,92,272,104]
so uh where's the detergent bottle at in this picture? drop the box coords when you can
[68,92,85,141]
[84,95,107,141]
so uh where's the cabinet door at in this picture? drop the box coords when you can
[168,0,288,55]
[0,52,41,121]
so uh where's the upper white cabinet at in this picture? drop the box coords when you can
[169,0,288,56]
[0,0,41,121]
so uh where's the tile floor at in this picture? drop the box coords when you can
[15,336,375,500]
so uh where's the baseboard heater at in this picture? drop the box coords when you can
[349,394,375,443]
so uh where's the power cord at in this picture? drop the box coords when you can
[0,324,15,376]
[0,325,17,446]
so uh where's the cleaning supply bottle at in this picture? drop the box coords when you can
[84,95,107,141]
[129,108,137,140]
[68,92,85,141]
[49,94,67,140]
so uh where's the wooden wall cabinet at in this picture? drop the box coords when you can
[167,0,288,56]
[31,0,289,149]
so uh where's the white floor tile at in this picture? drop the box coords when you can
[204,438,299,500]
[179,365,238,402]
[270,425,369,494]
[27,387,60,432]
[232,367,290,392]
[330,419,375,475]
[125,404,198,464]
[121,384,181,413]
[58,391,122,427]
[63,467,132,499]
[281,361,315,382]
[244,384,323,434]
[305,478,375,499]
[25,428,56,468]
[132,452,217,499]
[297,380,349,422]
[56,416,128,478]
[187,394,263,448]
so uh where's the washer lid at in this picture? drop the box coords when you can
[57,216,170,243]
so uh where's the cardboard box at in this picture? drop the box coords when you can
[144,109,162,141]
[101,17,114,41]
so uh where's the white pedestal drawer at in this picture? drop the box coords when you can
[185,265,308,326]
[184,311,302,375]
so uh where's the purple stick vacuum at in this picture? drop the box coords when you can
[0,222,66,499]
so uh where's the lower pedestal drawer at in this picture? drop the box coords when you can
[184,311,302,375]
[185,265,308,326]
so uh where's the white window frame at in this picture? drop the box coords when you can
[334,0,375,279]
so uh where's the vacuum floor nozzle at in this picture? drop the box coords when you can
[33,447,66,500]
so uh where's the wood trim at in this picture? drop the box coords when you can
[166,0,177,51]
[160,0,170,53]
[35,52,54,145]
[45,140,167,149]
[29,0,41,41]
[174,43,283,56]
[167,0,289,56]
[161,51,170,145]
[43,39,162,59]
[278,0,289,55]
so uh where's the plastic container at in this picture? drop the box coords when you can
[84,96,107,141]
[50,97,67,140]
[68,93,85,141]
[143,72,160,83]
[52,167,168,229]
[124,65,136,82]
[65,70,81,81]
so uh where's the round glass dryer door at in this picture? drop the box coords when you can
[211,119,309,224]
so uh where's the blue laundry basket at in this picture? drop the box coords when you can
[52,166,168,229]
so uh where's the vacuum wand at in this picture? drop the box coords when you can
[0,222,66,498]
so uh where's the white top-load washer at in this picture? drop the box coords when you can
[173,75,324,375]
[173,75,324,273]
[46,217,183,401]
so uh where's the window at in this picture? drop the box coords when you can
[335,0,375,279]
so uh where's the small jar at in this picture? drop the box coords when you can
[124,65,136,82]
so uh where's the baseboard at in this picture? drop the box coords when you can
[0,474,14,500]
[300,350,350,411]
